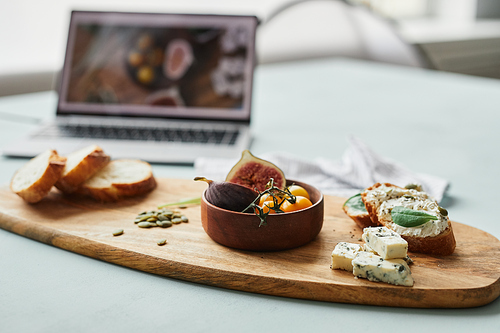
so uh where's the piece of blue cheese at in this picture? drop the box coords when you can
[362,226,408,259]
[363,242,413,265]
[331,242,363,271]
[352,252,414,287]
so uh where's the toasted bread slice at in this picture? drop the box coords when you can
[55,145,110,194]
[342,206,375,228]
[361,183,456,256]
[76,159,156,201]
[10,149,66,203]
[342,193,378,228]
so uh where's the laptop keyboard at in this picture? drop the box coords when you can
[35,124,240,145]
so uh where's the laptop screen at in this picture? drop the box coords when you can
[57,11,258,122]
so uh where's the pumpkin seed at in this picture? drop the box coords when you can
[171,218,182,224]
[138,214,152,222]
[178,205,187,209]
[135,208,188,229]
[113,229,124,236]
[157,239,167,246]
[156,221,172,227]
[159,221,173,228]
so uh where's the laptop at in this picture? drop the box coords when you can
[3,11,259,164]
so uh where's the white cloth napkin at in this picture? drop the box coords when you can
[194,137,449,202]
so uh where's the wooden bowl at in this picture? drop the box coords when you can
[200,180,324,251]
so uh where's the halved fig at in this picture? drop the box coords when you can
[225,150,286,192]
[163,38,194,81]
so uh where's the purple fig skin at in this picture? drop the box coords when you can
[195,177,258,212]
[225,150,286,192]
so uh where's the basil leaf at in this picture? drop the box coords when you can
[391,206,437,227]
[343,193,367,212]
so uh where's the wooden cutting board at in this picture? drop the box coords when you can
[0,178,499,308]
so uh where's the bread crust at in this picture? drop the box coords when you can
[55,145,110,193]
[361,182,456,256]
[10,150,66,203]
[342,204,378,229]
[361,183,395,227]
[401,221,456,256]
[76,159,156,201]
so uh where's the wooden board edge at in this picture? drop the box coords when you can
[1,211,499,308]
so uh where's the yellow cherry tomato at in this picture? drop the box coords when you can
[258,200,284,214]
[258,193,273,206]
[137,34,154,50]
[258,193,285,206]
[137,65,154,84]
[287,185,310,199]
[128,50,144,67]
[281,196,312,212]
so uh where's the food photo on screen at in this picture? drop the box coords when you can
[65,24,250,111]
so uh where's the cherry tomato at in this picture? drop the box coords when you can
[258,200,284,214]
[287,185,310,199]
[258,193,273,206]
[137,65,154,84]
[137,34,154,50]
[281,196,312,212]
[259,193,285,206]
[128,51,144,67]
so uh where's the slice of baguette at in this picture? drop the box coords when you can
[76,159,156,201]
[55,145,110,194]
[342,195,378,229]
[361,183,456,256]
[10,149,66,203]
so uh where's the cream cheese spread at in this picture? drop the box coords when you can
[364,185,449,238]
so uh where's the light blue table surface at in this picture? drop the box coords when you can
[1,58,499,332]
